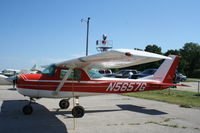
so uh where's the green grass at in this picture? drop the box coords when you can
[123,89,200,108]
[145,121,179,128]
[186,78,200,82]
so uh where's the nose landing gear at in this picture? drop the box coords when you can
[22,98,35,115]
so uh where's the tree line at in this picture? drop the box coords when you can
[129,42,200,78]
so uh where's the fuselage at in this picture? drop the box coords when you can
[16,67,169,99]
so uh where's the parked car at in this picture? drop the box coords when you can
[175,73,187,82]
[114,69,138,78]
[132,69,157,79]
[98,69,113,77]
[132,68,187,82]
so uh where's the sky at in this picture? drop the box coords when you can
[0,0,200,71]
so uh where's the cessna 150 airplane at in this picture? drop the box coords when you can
[6,49,186,118]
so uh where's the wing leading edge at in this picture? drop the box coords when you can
[56,49,171,69]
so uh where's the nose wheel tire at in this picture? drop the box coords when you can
[23,105,33,115]
[72,105,85,118]
[59,99,70,109]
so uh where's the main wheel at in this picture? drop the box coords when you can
[59,99,70,109]
[23,105,33,115]
[72,105,85,118]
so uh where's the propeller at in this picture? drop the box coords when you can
[5,75,18,88]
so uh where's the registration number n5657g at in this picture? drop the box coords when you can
[106,82,147,92]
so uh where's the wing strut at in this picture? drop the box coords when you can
[52,68,73,95]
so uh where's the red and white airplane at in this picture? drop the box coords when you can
[7,49,186,117]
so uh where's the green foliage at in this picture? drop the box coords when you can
[163,42,200,77]
[130,44,163,71]
[144,44,163,69]
[145,44,162,54]
[192,69,200,78]
[120,43,200,78]
[164,49,180,56]
[180,42,200,77]
[124,89,200,108]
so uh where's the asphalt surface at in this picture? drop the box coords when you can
[0,85,200,133]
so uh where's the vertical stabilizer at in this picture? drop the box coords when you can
[153,55,180,83]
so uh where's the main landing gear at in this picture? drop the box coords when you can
[22,97,85,118]
[59,97,85,118]
[71,97,85,118]
[59,99,70,109]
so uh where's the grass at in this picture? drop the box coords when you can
[107,123,140,126]
[145,121,179,128]
[186,78,200,82]
[123,89,200,108]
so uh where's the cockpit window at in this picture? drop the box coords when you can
[42,64,57,76]
[60,69,82,80]
[87,70,103,79]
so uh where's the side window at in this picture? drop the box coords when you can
[60,69,82,80]
[68,69,82,80]
[60,69,69,79]
[87,70,103,78]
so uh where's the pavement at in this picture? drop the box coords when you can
[176,81,200,93]
[0,85,200,133]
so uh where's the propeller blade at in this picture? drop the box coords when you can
[5,75,17,82]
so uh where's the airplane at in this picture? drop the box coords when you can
[0,74,11,84]
[6,49,187,118]
[1,69,20,76]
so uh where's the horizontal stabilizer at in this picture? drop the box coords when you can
[149,82,190,87]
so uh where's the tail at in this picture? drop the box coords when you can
[142,55,189,87]
[153,55,180,83]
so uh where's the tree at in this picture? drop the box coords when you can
[143,44,163,69]
[180,42,200,77]
[130,45,163,71]
[124,43,200,78]
[164,49,180,56]
[164,49,186,73]
[144,44,162,54]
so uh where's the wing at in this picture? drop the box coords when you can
[56,49,171,69]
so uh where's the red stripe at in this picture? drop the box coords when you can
[163,56,180,83]
[17,81,169,93]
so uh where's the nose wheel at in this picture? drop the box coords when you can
[59,99,70,109]
[23,105,33,115]
[22,98,34,115]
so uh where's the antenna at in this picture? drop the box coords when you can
[81,17,90,56]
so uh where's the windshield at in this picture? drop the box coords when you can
[87,70,103,79]
[42,64,57,76]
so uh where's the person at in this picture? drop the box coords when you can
[128,71,133,79]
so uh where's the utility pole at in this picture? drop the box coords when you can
[81,17,90,56]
